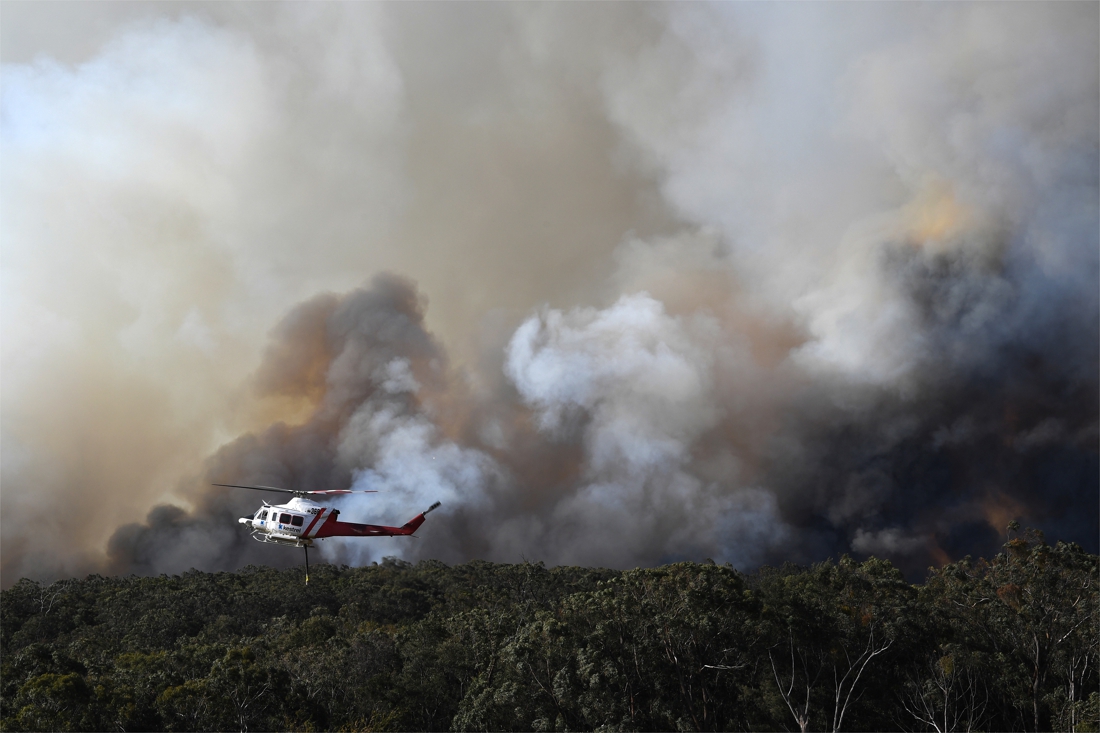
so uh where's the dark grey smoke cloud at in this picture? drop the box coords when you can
[108,254,1098,580]
[2,3,1096,585]
[107,274,459,575]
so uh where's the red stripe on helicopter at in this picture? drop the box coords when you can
[302,509,326,538]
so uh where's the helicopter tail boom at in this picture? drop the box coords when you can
[313,501,442,539]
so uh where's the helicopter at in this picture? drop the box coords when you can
[214,482,441,583]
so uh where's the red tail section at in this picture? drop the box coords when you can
[313,501,441,539]
[399,512,427,534]
[396,500,441,534]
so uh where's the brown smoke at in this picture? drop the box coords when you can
[2,3,1096,586]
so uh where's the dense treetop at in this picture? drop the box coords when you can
[2,530,1096,732]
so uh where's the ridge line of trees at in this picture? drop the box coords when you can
[2,529,1096,731]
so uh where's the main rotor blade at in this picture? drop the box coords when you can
[213,483,295,494]
[213,483,378,495]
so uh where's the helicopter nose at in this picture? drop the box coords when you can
[238,516,252,526]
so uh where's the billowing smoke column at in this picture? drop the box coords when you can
[107,274,498,574]
[110,247,1097,579]
[2,3,1096,584]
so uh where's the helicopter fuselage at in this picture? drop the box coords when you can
[239,496,437,547]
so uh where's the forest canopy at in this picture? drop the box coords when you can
[2,529,1096,732]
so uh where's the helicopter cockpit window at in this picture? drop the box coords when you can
[291,516,304,527]
[280,513,292,524]
[260,510,268,520]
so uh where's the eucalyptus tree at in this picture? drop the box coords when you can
[923,527,1099,732]
[756,557,912,732]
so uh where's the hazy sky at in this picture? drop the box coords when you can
[2,2,1096,586]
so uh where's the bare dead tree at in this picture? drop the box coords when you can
[769,629,823,733]
[830,623,893,732]
[899,652,990,733]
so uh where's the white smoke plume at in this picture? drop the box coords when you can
[2,3,1095,584]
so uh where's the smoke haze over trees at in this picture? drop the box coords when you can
[1,3,1097,584]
